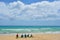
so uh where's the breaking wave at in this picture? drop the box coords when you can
[0,28,60,34]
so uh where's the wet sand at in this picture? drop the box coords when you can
[0,34,60,40]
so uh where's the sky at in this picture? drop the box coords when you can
[0,0,60,26]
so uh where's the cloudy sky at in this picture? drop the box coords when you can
[0,0,60,26]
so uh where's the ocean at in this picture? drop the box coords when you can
[0,26,60,34]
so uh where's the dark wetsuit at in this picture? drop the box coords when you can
[16,34,18,39]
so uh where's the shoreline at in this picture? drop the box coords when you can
[0,33,60,40]
[0,32,60,35]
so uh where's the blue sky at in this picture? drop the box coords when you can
[0,0,60,26]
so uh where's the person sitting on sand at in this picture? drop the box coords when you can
[21,34,23,38]
[30,34,33,38]
[16,34,19,39]
[27,34,29,37]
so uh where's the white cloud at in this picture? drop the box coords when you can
[0,1,60,20]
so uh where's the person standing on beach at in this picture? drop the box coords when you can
[24,34,26,38]
[16,34,19,39]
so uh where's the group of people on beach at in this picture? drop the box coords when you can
[16,34,33,39]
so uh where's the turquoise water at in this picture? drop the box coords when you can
[0,26,60,34]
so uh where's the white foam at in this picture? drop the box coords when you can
[1,29,31,31]
[0,28,60,34]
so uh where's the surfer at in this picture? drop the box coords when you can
[16,34,19,39]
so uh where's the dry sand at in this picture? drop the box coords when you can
[0,34,60,40]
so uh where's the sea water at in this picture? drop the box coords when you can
[0,26,60,34]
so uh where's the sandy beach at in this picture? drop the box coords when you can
[0,34,60,40]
